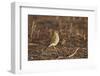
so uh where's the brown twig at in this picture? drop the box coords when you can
[68,47,79,58]
[30,21,37,42]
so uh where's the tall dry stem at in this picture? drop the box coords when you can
[30,21,37,42]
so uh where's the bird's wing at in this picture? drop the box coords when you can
[51,32,57,43]
[48,31,59,47]
[52,32,59,44]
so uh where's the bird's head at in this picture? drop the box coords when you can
[53,30,59,34]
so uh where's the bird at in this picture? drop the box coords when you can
[41,30,59,56]
[48,30,59,48]
[47,30,60,55]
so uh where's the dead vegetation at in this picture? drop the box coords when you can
[28,15,88,61]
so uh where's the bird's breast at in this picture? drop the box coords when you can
[53,32,59,44]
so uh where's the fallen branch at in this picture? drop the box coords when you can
[68,47,79,58]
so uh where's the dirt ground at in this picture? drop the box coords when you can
[28,15,88,61]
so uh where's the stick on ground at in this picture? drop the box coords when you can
[68,48,79,58]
